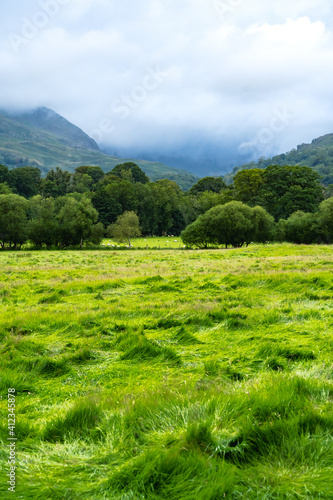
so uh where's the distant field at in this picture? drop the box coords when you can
[0,244,333,499]
[102,236,185,249]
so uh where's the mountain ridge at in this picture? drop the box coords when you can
[225,132,333,185]
[0,107,199,190]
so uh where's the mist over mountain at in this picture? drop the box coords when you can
[0,107,100,153]
[0,107,199,190]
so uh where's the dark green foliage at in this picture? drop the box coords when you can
[42,167,71,197]
[27,195,58,248]
[228,132,333,186]
[0,193,29,249]
[109,162,150,184]
[8,166,41,198]
[261,165,323,220]
[182,201,272,248]
[189,176,227,195]
[317,197,333,243]
[180,218,210,248]
[234,168,264,205]
[284,211,320,244]
[56,196,99,247]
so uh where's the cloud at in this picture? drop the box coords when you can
[1,0,333,174]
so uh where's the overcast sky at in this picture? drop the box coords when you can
[1,0,333,175]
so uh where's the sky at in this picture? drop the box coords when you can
[1,0,333,176]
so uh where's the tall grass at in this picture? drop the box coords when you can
[0,244,333,498]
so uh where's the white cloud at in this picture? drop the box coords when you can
[1,0,333,173]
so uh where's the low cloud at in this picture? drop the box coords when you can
[1,0,333,174]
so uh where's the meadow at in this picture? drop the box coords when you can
[0,243,333,499]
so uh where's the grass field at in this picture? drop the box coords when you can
[0,243,333,499]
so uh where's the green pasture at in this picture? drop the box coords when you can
[101,236,185,249]
[0,244,333,499]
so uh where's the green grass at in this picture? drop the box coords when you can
[0,243,333,498]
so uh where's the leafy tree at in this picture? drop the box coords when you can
[8,166,41,198]
[234,168,264,205]
[201,201,254,248]
[42,167,71,197]
[284,211,319,244]
[181,218,209,248]
[89,222,105,245]
[92,179,138,226]
[27,196,58,248]
[107,211,141,245]
[317,197,333,243]
[0,183,12,194]
[0,165,9,184]
[181,202,273,248]
[56,196,99,247]
[189,176,227,195]
[109,162,149,184]
[150,180,185,235]
[0,194,29,249]
[261,165,323,220]
[251,206,275,243]
[75,166,105,185]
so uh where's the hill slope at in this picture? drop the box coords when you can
[0,108,198,190]
[225,133,333,185]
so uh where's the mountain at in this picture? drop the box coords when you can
[0,108,199,190]
[224,133,333,185]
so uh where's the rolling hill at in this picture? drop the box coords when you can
[225,133,333,185]
[0,108,198,190]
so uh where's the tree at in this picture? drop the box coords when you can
[0,183,12,194]
[234,168,264,205]
[74,166,105,185]
[41,167,71,197]
[251,206,275,243]
[109,162,149,184]
[8,166,41,198]
[56,196,99,247]
[317,197,333,243]
[180,218,209,248]
[0,194,29,249]
[181,201,273,248]
[92,179,138,226]
[150,180,185,235]
[0,165,9,184]
[107,211,141,245]
[284,211,319,244]
[261,165,323,220]
[189,176,227,195]
[201,201,254,248]
[27,196,58,248]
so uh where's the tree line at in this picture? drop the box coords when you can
[0,162,333,249]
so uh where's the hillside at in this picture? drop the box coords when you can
[225,133,333,185]
[0,108,198,190]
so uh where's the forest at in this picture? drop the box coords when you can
[0,161,333,249]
